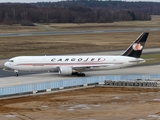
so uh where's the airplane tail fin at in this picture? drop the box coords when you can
[121,32,149,58]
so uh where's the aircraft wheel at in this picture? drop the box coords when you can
[14,70,19,77]
[77,73,85,77]
[72,72,75,75]
[82,73,85,76]
[15,72,18,77]
[72,72,78,75]
[77,73,81,77]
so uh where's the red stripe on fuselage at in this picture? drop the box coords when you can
[16,62,124,66]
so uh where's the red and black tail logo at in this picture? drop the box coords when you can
[132,43,143,51]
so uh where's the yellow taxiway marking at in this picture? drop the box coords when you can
[3,68,21,84]
[3,68,13,72]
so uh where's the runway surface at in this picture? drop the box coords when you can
[0,64,160,87]
[0,48,160,78]
[0,27,160,37]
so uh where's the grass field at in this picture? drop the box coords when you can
[0,24,44,33]
[37,15,160,31]
[141,53,160,65]
[0,16,160,65]
[0,31,160,59]
[2,21,160,33]
[48,20,160,31]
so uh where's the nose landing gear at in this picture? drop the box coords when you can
[15,72,18,77]
[14,70,18,77]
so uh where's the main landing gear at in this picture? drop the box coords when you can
[14,70,18,77]
[72,72,85,77]
[77,73,85,77]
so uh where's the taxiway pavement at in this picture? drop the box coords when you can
[0,64,160,88]
[0,27,160,37]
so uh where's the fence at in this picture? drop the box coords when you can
[0,74,160,96]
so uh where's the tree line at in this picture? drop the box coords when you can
[0,1,158,25]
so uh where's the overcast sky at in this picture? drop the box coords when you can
[0,0,160,3]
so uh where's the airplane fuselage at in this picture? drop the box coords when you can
[4,56,145,72]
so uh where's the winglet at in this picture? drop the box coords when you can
[121,32,149,58]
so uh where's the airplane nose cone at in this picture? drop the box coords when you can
[4,62,8,67]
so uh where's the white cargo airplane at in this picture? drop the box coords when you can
[4,32,149,77]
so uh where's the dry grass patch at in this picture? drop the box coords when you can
[44,16,160,31]
[0,31,160,58]
[48,17,160,31]
[0,24,43,33]
[151,15,160,21]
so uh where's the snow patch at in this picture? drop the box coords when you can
[5,115,16,118]
[113,96,119,99]
[92,104,101,107]
[41,106,48,108]
[148,114,160,119]
[153,99,160,101]
[111,102,117,104]
[67,104,91,111]
[67,108,74,111]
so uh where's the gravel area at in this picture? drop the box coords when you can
[0,87,160,120]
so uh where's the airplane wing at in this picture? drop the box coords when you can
[129,60,145,63]
[71,63,115,70]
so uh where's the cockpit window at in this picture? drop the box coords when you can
[8,60,14,62]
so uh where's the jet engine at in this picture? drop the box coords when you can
[59,66,73,75]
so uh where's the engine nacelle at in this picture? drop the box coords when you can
[59,66,72,75]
